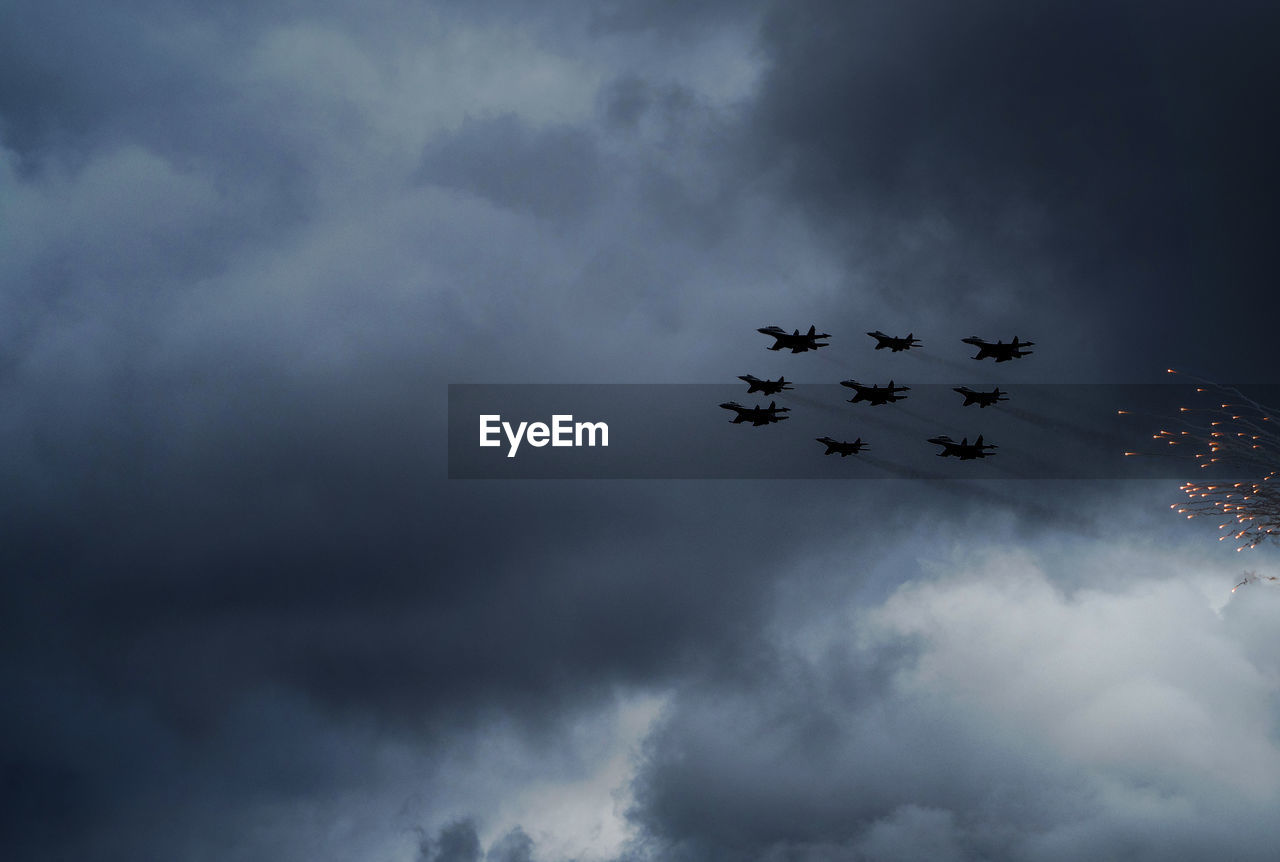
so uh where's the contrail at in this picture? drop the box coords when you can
[815,351,847,371]
[788,391,847,417]
[846,406,930,439]
[862,454,931,479]
[904,348,978,376]
[888,403,942,426]
[1005,406,1125,450]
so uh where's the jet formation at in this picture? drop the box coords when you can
[841,379,910,405]
[725,327,1033,464]
[719,400,791,426]
[817,436,868,456]
[738,374,793,395]
[758,325,831,353]
[953,385,1007,408]
[867,331,921,351]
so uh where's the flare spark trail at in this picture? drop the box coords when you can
[1133,370,1280,551]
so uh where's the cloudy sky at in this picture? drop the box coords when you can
[4,1,1280,859]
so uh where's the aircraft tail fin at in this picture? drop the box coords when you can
[807,325,816,336]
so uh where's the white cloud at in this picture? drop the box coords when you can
[869,549,1280,804]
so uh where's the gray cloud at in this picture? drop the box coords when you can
[415,821,539,862]
[418,114,603,221]
[420,819,483,862]
[486,827,536,862]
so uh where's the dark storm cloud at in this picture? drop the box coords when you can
[748,0,1280,377]
[2,363,804,729]
[0,0,312,206]
[1,346,955,858]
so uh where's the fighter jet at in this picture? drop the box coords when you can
[816,436,868,456]
[867,330,921,351]
[953,386,1008,408]
[719,400,791,426]
[841,379,910,405]
[961,336,1034,362]
[927,434,997,459]
[758,325,831,353]
[738,374,793,396]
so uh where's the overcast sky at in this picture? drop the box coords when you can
[4,2,1280,860]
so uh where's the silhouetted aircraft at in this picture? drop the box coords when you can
[961,336,1034,362]
[816,436,867,456]
[928,435,997,459]
[841,379,909,405]
[867,330,921,351]
[758,325,831,353]
[719,400,791,426]
[953,386,1008,408]
[738,374,793,395]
